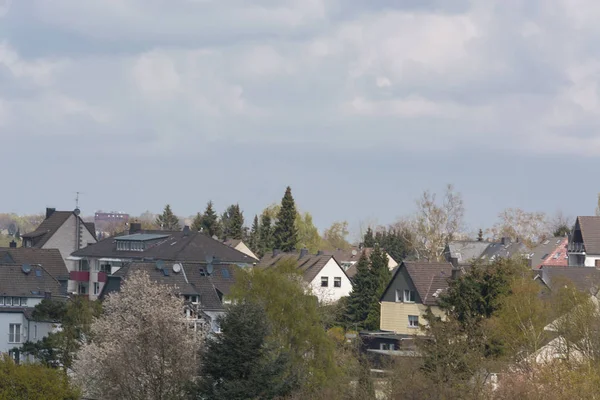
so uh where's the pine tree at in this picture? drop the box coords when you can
[363,227,375,247]
[227,204,244,240]
[477,229,484,241]
[346,252,378,329]
[191,212,203,232]
[201,201,221,238]
[273,186,298,252]
[249,215,260,254]
[365,245,391,330]
[155,204,180,230]
[258,214,274,258]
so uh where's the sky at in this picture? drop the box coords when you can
[1,0,600,239]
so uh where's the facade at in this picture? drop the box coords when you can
[258,250,353,303]
[568,216,600,267]
[223,239,259,260]
[72,224,255,300]
[21,208,97,293]
[379,262,453,335]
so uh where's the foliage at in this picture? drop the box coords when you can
[323,221,351,250]
[478,229,484,241]
[0,355,80,400]
[73,271,202,400]
[230,261,339,390]
[296,211,321,253]
[258,213,274,258]
[155,204,180,230]
[363,227,375,247]
[345,252,378,330]
[273,186,298,252]
[364,245,391,330]
[201,200,221,237]
[488,208,549,247]
[192,301,297,399]
[191,212,203,231]
[248,215,260,254]
[374,227,413,262]
[221,204,245,240]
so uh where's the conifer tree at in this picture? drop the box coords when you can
[201,201,221,237]
[191,212,203,232]
[477,229,484,241]
[249,215,260,254]
[228,204,244,240]
[273,186,298,252]
[346,252,378,329]
[364,245,391,330]
[258,214,274,258]
[363,227,375,247]
[155,204,180,230]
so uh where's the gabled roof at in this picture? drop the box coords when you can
[71,230,256,264]
[446,241,490,263]
[575,216,600,254]
[0,264,63,297]
[258,252,345,284]
[21,211,96,248]
[327,248,396,278]
[84,222,97,240]
[529,237,568,269]
[479,240,527,262]
[0,248,69,280]
[113,262,198,295]
[538,266,600,293]
[381,261,453,306]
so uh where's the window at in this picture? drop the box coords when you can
[395,290,401,302]
[34,324,37,340]
[5,297,11,306]
[93,282,100,295]
[78,284,87,295]
[404,290,416,303]
[334,277,342,287]
[9,324,21,343]
[596,260,600,268]
[321,277,329,287]
[12,297,19,306]
[20,298,27,306]
[0,297,4,306]
[80,259,89,271]
[380,343,389,350]
[408,315,419,328]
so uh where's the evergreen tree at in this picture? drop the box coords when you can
[477,229,484,241]
[365,245,392,330]
[193,301,297,400]
[228,204,244,240]
[155,204,180,230]
[201,201,221,237]
[363,227,375,247]
[273,186,298,252]
[249,215,260,254]
[191,212,203,232]
[346,252,378,329]
[258,214,274,257]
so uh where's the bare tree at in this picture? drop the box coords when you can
[400,184,465,261]
[488,208,549,247]
[73,271,203,400]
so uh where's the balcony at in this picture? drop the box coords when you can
[69,271,90,282]
[568,242,586,254]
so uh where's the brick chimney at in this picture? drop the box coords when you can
[46,208,56,219]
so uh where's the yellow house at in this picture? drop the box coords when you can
[380,262,453,335]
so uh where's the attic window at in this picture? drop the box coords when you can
[221,269,230,278]
[199,268,206,277]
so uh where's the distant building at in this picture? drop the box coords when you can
[94,212,130,223]
[223,239,258,260]
[325,248,398,278]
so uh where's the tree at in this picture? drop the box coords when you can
[192,301,297,399]
[231,261,339,391]
[155,204,180,230]
[201,201,221,237]
[258,214,274,258]
[488,208,549,247]
[364,245,392,330]
[400,184,465,261]
[248,215,260,254]
[221,204,244,240]
[0,355,79,400]
[478,229,484,241]
[346,252,378,329]
[363,227,375,247]
[73,271,202,400]
[191,212,203,232]
[296,212,321,253]
[273,186,298,252]
[323,221,351,250]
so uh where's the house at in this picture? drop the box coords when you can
[72,224,255,300]
[257,250,352,303]
[327,248,398,278]
[568,216,600,267]
[479,237,528,262]
[445,237,528,265]
[528,236,569,269]
[0,247,70,291]
[444,240,491,264]
[379,262,453,335]
[100,261,239,333]
[223,239,258,260]
[535,265,600,293]
[21,208,97,293]
[0,260,66,363]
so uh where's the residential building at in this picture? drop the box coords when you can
[528,236,569,269]
[223,239,258,260]
[327,248,398,278]
[71,224,255,300]
[535,265,600,292]
[568,216,600,267]
[21,208,97,293]
[444,240,492,264]
[445,237,528,265]
[257,250,353,303]
[100,261,238,333]
[379,262,453,335]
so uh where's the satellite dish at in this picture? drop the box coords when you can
[21,264,31,274]
[172,263,182,274]
[207,264,214,275]
[205,255,214,264]
[74,208,81,216]
[351,250,358,256]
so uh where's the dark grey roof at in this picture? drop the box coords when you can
[71,230,256,264]
[446,241,490,263]
[258,252,343,283]
[0,248,68,280]
[84,222,97,240]
[576,216,600,254]
[22,211,96,248]
[538,266,600,293]
[0,307,35,320]
[113,262,198,295]
[0,264,63,297]
[381,261,453,306]
[528,237,568,269]
[479,240,528,262]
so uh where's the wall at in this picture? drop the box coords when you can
[380,302,445,335]
[585,255,600,267]
[381,267,422,303]
[234,242,258,260]
[309,258,352,303]
[0,312,27,354]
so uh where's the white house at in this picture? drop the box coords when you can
[258,250,353,303]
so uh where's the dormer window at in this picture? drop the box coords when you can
[116,234,168,251]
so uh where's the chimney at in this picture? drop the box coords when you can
[501,237,511,246]
[9,240,16,248]
[316,250,324,256]
[449,256,459,268]
[46,208,56,219]
[273,249,281,257]
[183,226,190,236]
[129,223,142,234]
[299,248,308,258]
[451,267,463,281]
